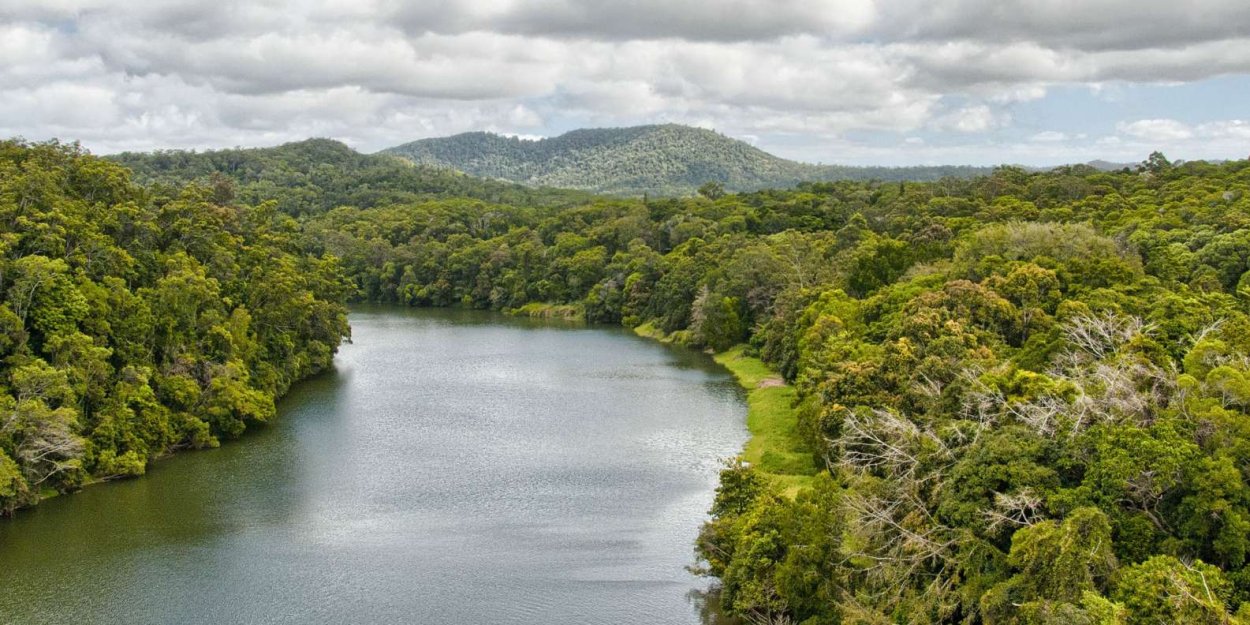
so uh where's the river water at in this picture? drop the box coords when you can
[0,307,747,624]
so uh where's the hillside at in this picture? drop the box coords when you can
[382,124,989,196]
[109,139,589,215]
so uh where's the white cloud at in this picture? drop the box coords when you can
[1030,131,1068,142]
[1117,119,1195,141]
[1197,120,1250,140]
[1,0,1248,162]
[871,0,1250,51]
[932,105,1008,133]
[383,0,879,42]
[497,132,545,142]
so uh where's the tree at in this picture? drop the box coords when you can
[690,286,745,351]
[0,448,29,515]
[0,140,349,516]
[981,508,1118,623]
[1141,151,1173,175]
[698,181,726,200]
[1115,556,1236,624]
[5,361,86,491]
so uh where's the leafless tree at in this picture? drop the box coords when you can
[839,408,951,481]
[12,404,83,487]
[983,489,1046,532]
[1062,312,1153,362]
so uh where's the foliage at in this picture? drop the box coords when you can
[109,138,591,216]
[288,152,1250,623]
[0,140,349,515]
[39,138,1250,624]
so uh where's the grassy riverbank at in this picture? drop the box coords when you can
[711,346,817,496]
[633,324,817,495]
[507,302,585,321]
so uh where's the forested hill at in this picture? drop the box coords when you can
[382,124,990,196]
[108,138,591,215]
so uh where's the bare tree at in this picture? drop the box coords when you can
[983,489,1046,533]
[840,408,951,481]
[1061,312,1153,363]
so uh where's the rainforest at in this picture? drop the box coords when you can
[4,138,1250,625]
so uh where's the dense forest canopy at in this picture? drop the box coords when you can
[298,151,1250,624]
[383,124,993,196]
[11,134,1250,624]
[109,138,592,216]
[0,140,350,516]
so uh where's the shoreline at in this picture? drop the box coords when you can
[632,325,817,496]
[16,308,815,519]
[14,363,342,515]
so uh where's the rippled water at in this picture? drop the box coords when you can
[0,307,747,624]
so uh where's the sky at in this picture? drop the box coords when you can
[1,0,1248,166]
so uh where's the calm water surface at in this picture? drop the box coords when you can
[0,307,747,624]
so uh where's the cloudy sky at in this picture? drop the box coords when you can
[2,0,1248,165]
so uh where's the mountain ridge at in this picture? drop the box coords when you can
[107,138,592,214]
[382,124,991,196]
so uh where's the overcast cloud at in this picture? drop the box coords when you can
[1,0,1247,164]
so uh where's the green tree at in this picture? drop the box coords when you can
[1115,555,1236,624]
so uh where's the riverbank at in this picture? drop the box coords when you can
[711,347,817,496]
[506,302,585,321]
[633,325,817,496]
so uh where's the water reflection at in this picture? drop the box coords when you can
[688,586,746,625]
[0,307,747,625]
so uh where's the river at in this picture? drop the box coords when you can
[0,307,748,624]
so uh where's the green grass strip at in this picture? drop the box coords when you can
[712,346,817,495]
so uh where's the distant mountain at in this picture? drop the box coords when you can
[108,139,589,215]
[1084,159,1137,172]
[382,124,991,196]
